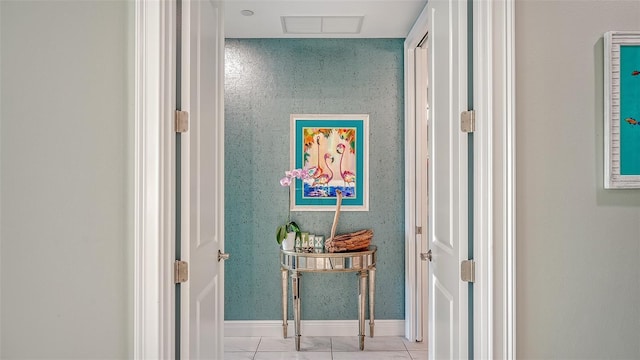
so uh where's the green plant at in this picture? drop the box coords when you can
[276,221,302,245]
[277,167,312,245]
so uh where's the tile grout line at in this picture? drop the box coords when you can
[403,337,411,359]
[252,336,262,359]
[330,336,335,360]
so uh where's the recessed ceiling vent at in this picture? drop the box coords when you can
[281,16,364,34]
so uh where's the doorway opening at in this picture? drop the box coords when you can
[410,33,430,344]
[133,1,516,358]
[404,6,432,346]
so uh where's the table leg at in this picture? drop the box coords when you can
[281,268,288,338]
[369,267,376,337]
[291,271,302,351]
[358,270,368,351]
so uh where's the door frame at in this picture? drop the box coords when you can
[134,0,515,357]
[404,0,516,358]
[133,0,177,358]
[403,4,429,343]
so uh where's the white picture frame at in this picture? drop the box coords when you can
[604,31,640,189]
[289,114,369,211]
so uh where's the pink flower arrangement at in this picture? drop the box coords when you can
[276,167,314,245]
[279,167,314,187]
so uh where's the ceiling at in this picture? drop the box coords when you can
[224,0,428,38]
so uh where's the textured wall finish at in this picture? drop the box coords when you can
[516,1,640,358]
[225,39,404,321]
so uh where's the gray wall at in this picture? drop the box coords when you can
[224,39,405,321]
[0,1,133,358]
[516,1,640,358]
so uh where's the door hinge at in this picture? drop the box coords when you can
[460,110,475,133]
[416,226,422,235]
[174,260,189,284]
[461,259,475,282]
[175,110,189,133]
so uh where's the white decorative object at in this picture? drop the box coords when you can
[282,232,296,251]
[307,234,315,252]
[314,235,325,252]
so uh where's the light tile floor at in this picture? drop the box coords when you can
[224,336,427,360]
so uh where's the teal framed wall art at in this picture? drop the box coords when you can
[605,31,640,188]
[290,114,369,211]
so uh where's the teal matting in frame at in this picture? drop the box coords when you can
[290,114,369,211]
[604,31,640,189]
[620,45,640,175]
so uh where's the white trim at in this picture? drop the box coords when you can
[403,4,429,342]
[473,0,516,358]
[473,1,494,358]
[134,0,176,358]
[0,1,3,354]
[224,320,405,338]
[179,1,191,357]
[505,0,516,357]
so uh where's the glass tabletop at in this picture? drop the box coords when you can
[280,245,377,272]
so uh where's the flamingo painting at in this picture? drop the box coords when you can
[336,143,356,187]
[293,115,368,207]
[313,153,334,191]
[307,136,324,179]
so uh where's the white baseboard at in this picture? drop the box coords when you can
[225,320,405,338]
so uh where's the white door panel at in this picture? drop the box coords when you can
[427,0,468,359]
[182,0,225,359]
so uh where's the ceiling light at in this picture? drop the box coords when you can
[240,10,254,16]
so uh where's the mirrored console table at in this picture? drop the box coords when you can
[280,245,377,351]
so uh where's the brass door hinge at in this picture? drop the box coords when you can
[175,110,189,133]
[174,260,188,284]
[461,259,475,282]
[460,110,475,133]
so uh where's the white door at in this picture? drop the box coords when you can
[426,0,469,359]
[181,0,226,359]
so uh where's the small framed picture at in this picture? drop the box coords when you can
[290,114,369,210]
[604,31,640,188]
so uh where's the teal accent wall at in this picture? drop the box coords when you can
[224,39,405,321]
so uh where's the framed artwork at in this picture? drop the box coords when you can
[605,31,640,189]
[290,114,369,211]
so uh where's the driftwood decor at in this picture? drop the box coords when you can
[324,190,373,253]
